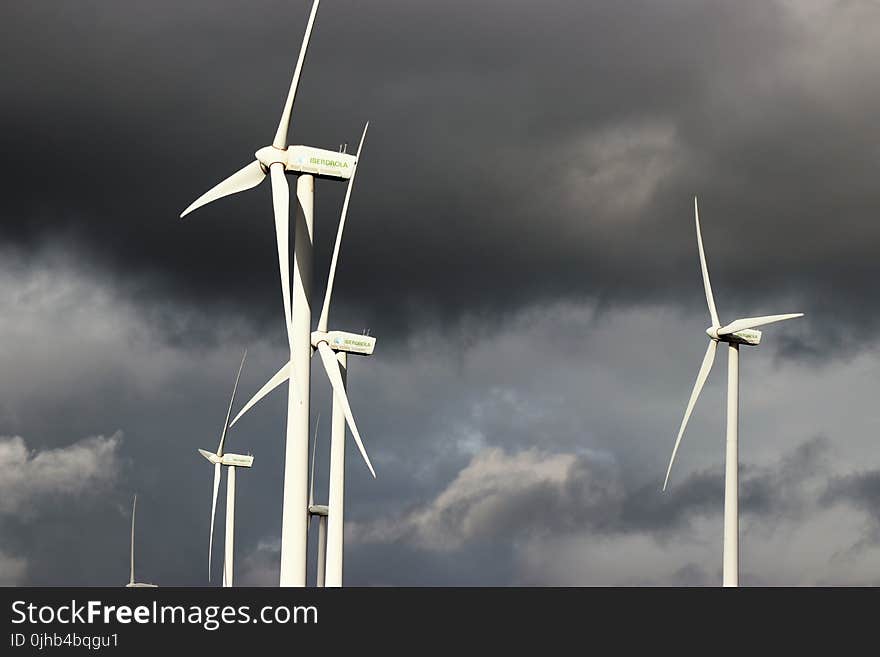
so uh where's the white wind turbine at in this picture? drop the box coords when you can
[180,0,361,586]
[229,124,378,588]
[663,197,803,587]
[198,350,253,587]
[125,495,157,588]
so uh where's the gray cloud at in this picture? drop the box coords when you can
[822,469,880,540]
[0,433,123,516]
[350,436,834,575]
[0,432,123,584]
[0,552,27,587]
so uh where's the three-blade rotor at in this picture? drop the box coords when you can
[179,0,321,338]
[662,198,803,490]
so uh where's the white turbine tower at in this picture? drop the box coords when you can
[663,197,803,587]
[229,125,378,588]
[126,495,157,588]
[198,350,253,587]
[180,0,360,586]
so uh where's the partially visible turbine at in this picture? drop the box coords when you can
[125,495,157,588]
[199,350,253,587]
[662,197,803,587]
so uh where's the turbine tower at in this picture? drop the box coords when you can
[663,197,803,587]
[198,349,253,587]
[180,0,360,586]
[125,495,157,588]
[230,125,378,587]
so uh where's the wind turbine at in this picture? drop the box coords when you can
[125,495,157,588]
[179,0,360,586]
[663,196,803,587]
[229,124,378,588]
[198,349,252,587]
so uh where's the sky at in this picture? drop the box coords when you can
[2,0,880,586]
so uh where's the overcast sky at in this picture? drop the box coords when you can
[2,0,880,586]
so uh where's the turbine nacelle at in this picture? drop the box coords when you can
[311,330,376,356]
[254,145,357,180]
[706,326,762,346]
[198,449,254,468]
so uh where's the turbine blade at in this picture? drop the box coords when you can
[317,342,376,478]
[309,413,321,507]
[317,122,369,333]
[208,463,222,582]
[270,164,293,338]
[130,495,137,585]
[180,161,266,218]
[717,313,804,335]
[229,362,291,427]
[663,340,717,491]
[217,349,247,456]
[695,197,720,327]
[272,0,321,149]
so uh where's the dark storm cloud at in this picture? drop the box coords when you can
[3,1,880,351]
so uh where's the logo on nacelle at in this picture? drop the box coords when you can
[309,157,349,169]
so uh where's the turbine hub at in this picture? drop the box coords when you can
[706,326,720,340]
[255,145,287,168]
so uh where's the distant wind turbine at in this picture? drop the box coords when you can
[125,495,157,588]
[199,350,253,587]
[662,197,803,587]
[307,415,329,587]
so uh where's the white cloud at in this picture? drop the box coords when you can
[0,433,123,516]
[351,446,623,551]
